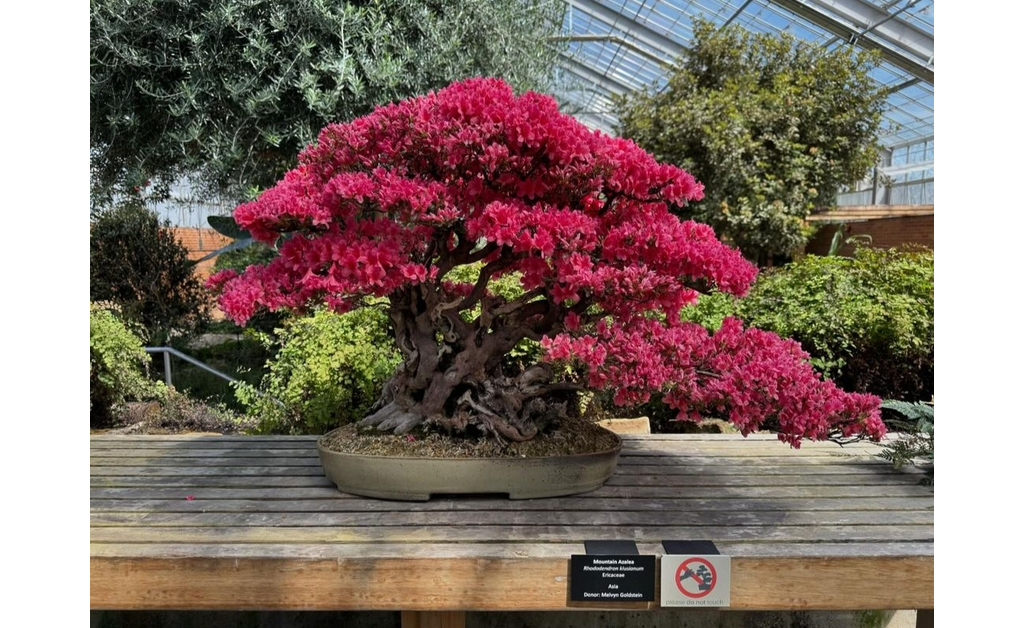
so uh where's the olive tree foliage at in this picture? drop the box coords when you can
[90,0,565,209]
[615,19,887,264]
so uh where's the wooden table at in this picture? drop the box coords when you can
[90,433,933,626]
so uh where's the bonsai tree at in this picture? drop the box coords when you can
[209,78,884,447]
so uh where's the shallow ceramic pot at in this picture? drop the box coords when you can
[317,427,623,501]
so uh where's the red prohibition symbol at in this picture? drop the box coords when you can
[675,557,717,598]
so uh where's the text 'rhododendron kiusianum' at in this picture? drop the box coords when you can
[209,77,884,446]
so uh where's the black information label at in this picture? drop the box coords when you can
[570,554,657,602]
[662,540,720,555]
[584,540,639,555]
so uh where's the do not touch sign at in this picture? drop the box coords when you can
[660,554,731,607]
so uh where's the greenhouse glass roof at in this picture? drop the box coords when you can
[552,0,934,150]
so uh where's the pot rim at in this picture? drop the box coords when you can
[316,424,623,461]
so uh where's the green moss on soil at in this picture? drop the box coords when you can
[319,415,621,458]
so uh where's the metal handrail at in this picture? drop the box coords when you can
[145,346,238,387]
[144,346,284,407]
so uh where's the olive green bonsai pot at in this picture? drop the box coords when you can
[316,428,623,501]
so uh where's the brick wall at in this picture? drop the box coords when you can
[804,207,934,257]
[171,227,235,279]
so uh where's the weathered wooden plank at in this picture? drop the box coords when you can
[90,508,934,528]
[91,449,319,460]
[85,445,884,459]
[91,541,590,559]
[90,466,327,477]
[89,452,893,468]
[90,435,316,442]
[90,483,934,499]
[603,474,923,487]
[613,464,913,476]
[90,461,917,480]
[617,455,892,466]
[89,496,934,514]
[623,447,883,459]
[89,432,891,448]
[92,457,907,476]
[89,541,935,560]
[91,476,337,489]
[89,465,922,486]
[92,456,324,467]
[90,555,932,611]
[89,434,882,453]
[89,524,933,544]
[88,446,884,461]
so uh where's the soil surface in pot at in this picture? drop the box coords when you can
[320,415,621,458]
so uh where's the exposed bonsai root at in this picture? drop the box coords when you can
[455,390,537,443]
[357,401,423,434]
[361,355,570,441]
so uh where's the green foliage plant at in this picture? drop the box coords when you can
[682,246,934,401]
[90,303,165,427]
[615,18,887,264]
[90,0,565,207]
[878,400,933,484]
[236,307,401,434]
[90,201,211,345]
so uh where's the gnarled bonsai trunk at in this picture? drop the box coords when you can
[357,280,578,442]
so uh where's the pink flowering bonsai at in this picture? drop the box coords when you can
[209,77,885,447]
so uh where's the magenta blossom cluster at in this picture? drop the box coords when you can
[209,77,883,445]
[542,317,883,445]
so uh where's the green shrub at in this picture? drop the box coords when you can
[90,303,165,427]
[236,307,401,434]
[683,246,934,401]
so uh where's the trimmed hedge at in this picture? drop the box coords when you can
[684,246,934,401]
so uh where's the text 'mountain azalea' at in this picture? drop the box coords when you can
[209,77,884,447]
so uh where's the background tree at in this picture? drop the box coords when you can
[90,0,564,209]
[615,18,887,265]
[90,201,211,344]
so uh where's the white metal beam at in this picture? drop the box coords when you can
[770,0,933,83]
[556,52,632,96]
[566,0,687,63]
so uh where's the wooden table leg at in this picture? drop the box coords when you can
[401,611,467,628]
[916,609,934,628]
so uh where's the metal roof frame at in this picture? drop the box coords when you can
[552,0,934,151]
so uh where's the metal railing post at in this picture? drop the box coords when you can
[163,350,173,387]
